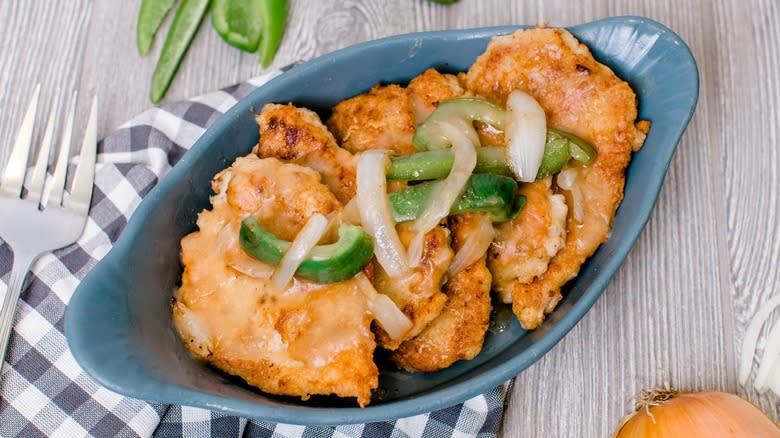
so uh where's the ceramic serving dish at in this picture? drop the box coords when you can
[66,16,699,425]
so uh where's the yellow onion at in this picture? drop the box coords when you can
[613,388,780,438]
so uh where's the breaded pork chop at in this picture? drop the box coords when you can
[391,213,493,372]
[255,103,356,204]
[467,27,648,329]
[174,156,377,406]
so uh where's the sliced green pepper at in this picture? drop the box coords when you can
[151,0,210,103]
[389,174,521,223]
[240,219,374,283]
[258,0,287,67]
[137,0,178,56]
[535,132,570,179]
[548,128,597,164]
[389,129,594,182]
[413,98,506,150]
[212,0,263,52]
[387,147,512,181]
[411,97,598,178]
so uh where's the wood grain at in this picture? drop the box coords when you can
[0,0,778,436]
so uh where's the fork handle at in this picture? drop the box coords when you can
[0,252,36,367]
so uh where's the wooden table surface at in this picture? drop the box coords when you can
[2,0,779,436]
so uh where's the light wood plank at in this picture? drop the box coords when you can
[0,0,92,170]
[1,1,779,436]
[716,0,780,418]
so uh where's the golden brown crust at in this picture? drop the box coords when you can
[391,213,493,372]
[327,84,418,156]
[176,157,377,406]
[224,156,340,241]
[256,103,357,204]
[373,223,453,350]
[488,178,568,322]
[407,68,464,123]
[467,28,648,329]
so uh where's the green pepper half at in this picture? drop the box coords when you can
[239,219,374,283]
[258,0,287,67]
[150,0,210,103]
[389,174,522,223]
[212,0,264,52]
[136,0,177,56]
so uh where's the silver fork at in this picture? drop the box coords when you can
[0,86,97,364]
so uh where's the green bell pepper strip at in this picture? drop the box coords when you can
[150,0,210,103]
[413,98,506,150]
[211,0,263,52]
[535,132,570,180]
[411,97,598,176]
[547,128,597,164]
[137,0,178,56]
[258,0,287,67]
[388,174,521,223]
[388,129,593,182]
[387,147,512,181]
[240,220,374,284]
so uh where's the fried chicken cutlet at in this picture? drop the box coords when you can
[174,156,377,406]
[392,213,493,372]
[255,104,357,204]
[467,27,649,329]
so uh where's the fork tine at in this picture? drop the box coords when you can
[64,95,97,215]
[0,85,40,197]
[45,91,77,207]
[28,93,60,205]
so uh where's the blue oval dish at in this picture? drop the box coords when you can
[66,16,699,425]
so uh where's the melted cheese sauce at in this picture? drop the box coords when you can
[175,156,372,370]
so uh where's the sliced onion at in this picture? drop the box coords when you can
[357,151,408,277]
[447,214,494,277]
[739,294,780,385]
[407,121,477,266]
[216,222,239,255]
[226,255,274,279]
[342,196,361,225]
[271,213,329,290]
[355,273,412,340]
[504,90,547,182]
[557,167,584,222]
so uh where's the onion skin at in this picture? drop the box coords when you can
[613,390,780,438]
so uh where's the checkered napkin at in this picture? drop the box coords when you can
[0,70,510,438]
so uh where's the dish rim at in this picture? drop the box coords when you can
[66,15,700,425]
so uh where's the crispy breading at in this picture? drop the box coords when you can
[372,222,453,350]
[407,68,464,123]
[391,213,493,372]
[332,70,466,350]
[488,178,567,305]
[255,103,356,204]
[175,156,377,406]
[326,84,418,156]
[467,28,648,329]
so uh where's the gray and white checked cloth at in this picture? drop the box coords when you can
[0,70,510,438]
